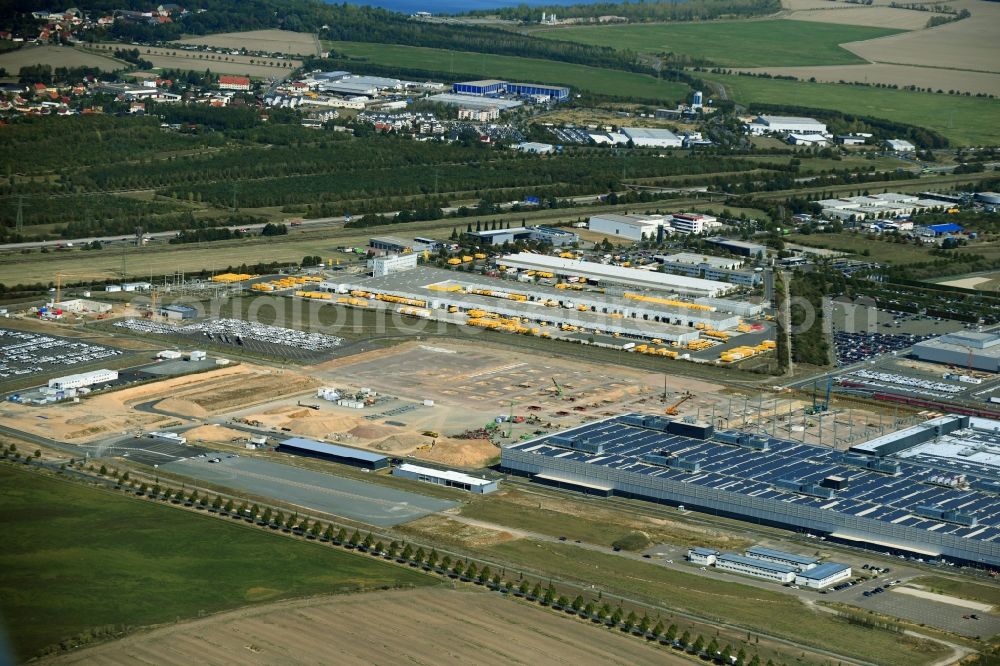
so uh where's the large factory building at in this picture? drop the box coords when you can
[912,331,1000,373]
[501,413,1000,566]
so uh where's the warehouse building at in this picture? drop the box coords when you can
[715,553,797,583]
[588,213,667,241]
[160,304,198,320]
[466,226,578,247]
[746,115,827,136]
[814,193,944,221]
[453,79,570,102]
[745,546,818,571]
[48,369,118,390]
[369,236,422,254]
[369,253,419,277]
[621,127,683,148]
[428,93,523,111]
[706,238,768,259]
[393,463,498,493]
[795,562,852,589]
[277,437,389,470]
[912,331,1000,373]
[499,253,735,298]
[501,413,1000,566]
[659,253,744,270]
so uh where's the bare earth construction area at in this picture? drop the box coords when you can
[42,588,687,666]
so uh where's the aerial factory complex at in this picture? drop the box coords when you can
[504,414,1000,566]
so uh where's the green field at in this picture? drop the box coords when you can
[485,540,948,666]
[911,576,1000,607]
[535,20,903,67]
[324,41,688,102]
[701,73,1000,146]
[786,232,937,264]
[0,466,433,659]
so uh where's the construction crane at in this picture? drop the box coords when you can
[54,270,114,306]
[551,377,563,397]
[665,391,692,416]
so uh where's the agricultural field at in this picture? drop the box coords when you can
[737,63,1000,97]
[910,575,1000,608]
[0,465,433,660]
[174,29,321,56]
[700,73,1000,145]
[842,0,1000,75]
[534,20,904,68]
[482,540,949,666]
[785,6,933,30]
[323,41,689,102]
[0,45,123,73]
[43,588,689,666]
[86,43,301,78]
[786,232,939,264]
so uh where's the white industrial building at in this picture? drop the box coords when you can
[499,252,735,297]
[794,562,852,589]
[369,253,419,277]
[912,331,1000,373]
[54,299,112,315]
[393,463,499,494]
[661,252,743,270]
[787,134,829,147]
[714,553,797,583]
[157,350,182,360]
[815,192,945,221]
[48,369,118,390]
[588,213,667,241]
[886,139,916,152]
[687,547,720,565]
[621,127,683,148]
[149,431,186,445]
[747,115,827,136]
[669,213,720,235]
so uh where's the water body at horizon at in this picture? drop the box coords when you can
[335,0,624,16]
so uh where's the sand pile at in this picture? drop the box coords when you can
[418,437,497,467]
[155,397,209,418]
[369,433,424,453]
[349,423,401,441]
[183,425,248,443]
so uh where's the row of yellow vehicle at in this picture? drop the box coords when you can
[294,290,332,300]
[719,340,776,362]
[374,293,427,308]
[253,275,322,292]
[623,292,715,312]
[632,344,680,358]
[467,288,528,302]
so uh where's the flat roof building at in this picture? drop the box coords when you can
[669,213,720,235]
[912,331,1000,373]
[715,553,797,583]
[393,463,498,493]
[706,238,768,258]
[687,547,720,565]
[48,368,118,390]
[795,562,852,589]
[621,127,682,148]
[747,115,827,136]
[589,213,666,241]
[745,546,818,571]
[369,253,419,277]
[429,93,522,111]
[277,437,389,470]
[502,413,1000,566]
[499,252,735,298]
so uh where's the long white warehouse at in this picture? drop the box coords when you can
[393,463,499,494]
[48,369,118,390]
[499,253,734,297]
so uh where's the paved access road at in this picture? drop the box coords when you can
[161,456,456,527]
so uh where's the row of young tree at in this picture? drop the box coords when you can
[71,458,773,666]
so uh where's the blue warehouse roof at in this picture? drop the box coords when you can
[505,414,1000,549]
[718,553,797,574]
[746,546,819,566]
[797,562,851,580]
[281,437,387,463]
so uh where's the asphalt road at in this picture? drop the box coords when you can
[160,455,457,527]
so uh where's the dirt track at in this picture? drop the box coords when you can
[42,588,689,666]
